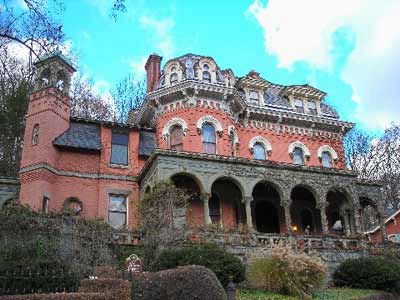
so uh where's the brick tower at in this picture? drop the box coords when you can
[19,52,76,210]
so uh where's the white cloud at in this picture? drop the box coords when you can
[129,56,147,80]
[139,15,175,58]
[247,0,400,129]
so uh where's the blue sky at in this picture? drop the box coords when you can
[26,0,400,132]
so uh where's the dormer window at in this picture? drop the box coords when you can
[249,90,259,103]
[294,99,304,113]
[202,64,211,83]
[308,100,317,115]
[170,67,178,85]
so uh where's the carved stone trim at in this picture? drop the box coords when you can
[162,117,188,140]
[317,145,338,161]
[248,136,272,155]
[196,115,223,136]
[288,141,311,157]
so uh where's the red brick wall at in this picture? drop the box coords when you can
[156,106,346,169]
[369,214,400,243]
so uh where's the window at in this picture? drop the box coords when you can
[169,125,183,151]
[253,143,266,160]
[209,194,221,224]
[32,124,39,145]
[293,147,305,165]
[42,196,49,213]
[203,71,211,83]
[308,100,317,115]
[202,123,216,154]
[108,195,127,229]
[170,73,178,84]
[294,99,304,113]
[249,90,259,103]
[111,131,128,165]
[321,151,333,168]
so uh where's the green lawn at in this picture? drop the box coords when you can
[238,288,382,300]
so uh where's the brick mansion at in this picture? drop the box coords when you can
[18,52,386,241]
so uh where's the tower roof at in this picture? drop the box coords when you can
[34,50,76,72]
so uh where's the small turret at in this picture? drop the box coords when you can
[33,50,76,95]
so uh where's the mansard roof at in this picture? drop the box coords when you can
[53,121,102,151]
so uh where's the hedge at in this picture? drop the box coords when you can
[132,265,227,300]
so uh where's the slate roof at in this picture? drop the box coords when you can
[320,103,339,118]
[139,131,156,156]
[53,122,102,151]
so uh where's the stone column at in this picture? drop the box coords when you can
[343,212,351,237]
[353,206,362,234]
[318,203,329,234]
[200,193,212,226]
[244,196,254,232]
[283,203,292,234]
[378,211,388,242]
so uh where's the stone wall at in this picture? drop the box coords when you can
[0,176,19,207]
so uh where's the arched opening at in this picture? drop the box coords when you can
[321,152,333,168]
[169,125,183,151]
[56,70,66,91]
[292,147,305,165]
[360,197,380,232]
[252,182,283,233]
[40,68,51,88]
[171,174,202,227]
[326,190,352,235]
[253,143,266,160]
[211,178,245,229]
[209,193,221,224]
[290,186,322,234]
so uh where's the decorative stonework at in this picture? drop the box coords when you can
[196,115,223,136]
[162,117,188,140]
[317,145,338,161]
[228,126,240,147]
[288,141,311,157]
[248,136,272,155]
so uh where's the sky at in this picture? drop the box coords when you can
[15,0,400,133]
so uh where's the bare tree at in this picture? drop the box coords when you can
[344,124,400,217]
[0,0,64,58]
[70,74,114,121]
[111,74,145,123]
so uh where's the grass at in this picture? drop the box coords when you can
[238,288,382,300]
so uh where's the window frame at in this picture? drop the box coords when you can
[169,125,184,151]
[308,100,317,115]
[32,124,40,145]
[294,99,304,113]
[202,123,216,154]
[110,131,129,166]
[253,142,266,160]
[249,90,259,103]
[321,151,333,168]
[42,196,49,213]
[108,194,128,229]
[292,147,305,165]
[202,71,211,83]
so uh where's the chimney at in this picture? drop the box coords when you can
[145,53,162,92]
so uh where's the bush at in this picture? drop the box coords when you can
[333,256,400,292]
[151,243,245,287]
[246,242,327,300]
[131,265,227,300]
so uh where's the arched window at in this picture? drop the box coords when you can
[321,151,333,168]
[202,64,211,83]
[293,147,304,165]
[249,90,259,103]
[170,72,178,84]
[294,99,304,113]
[202,123,216,154]
[253,143,266,160]
[169,125,183,151]
[32,124,39,145]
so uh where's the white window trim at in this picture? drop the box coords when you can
[288,141,311,158]
[196,115,223,136]
[317,145,338,161]
[162,117,188,140]
[249,136,272,155]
